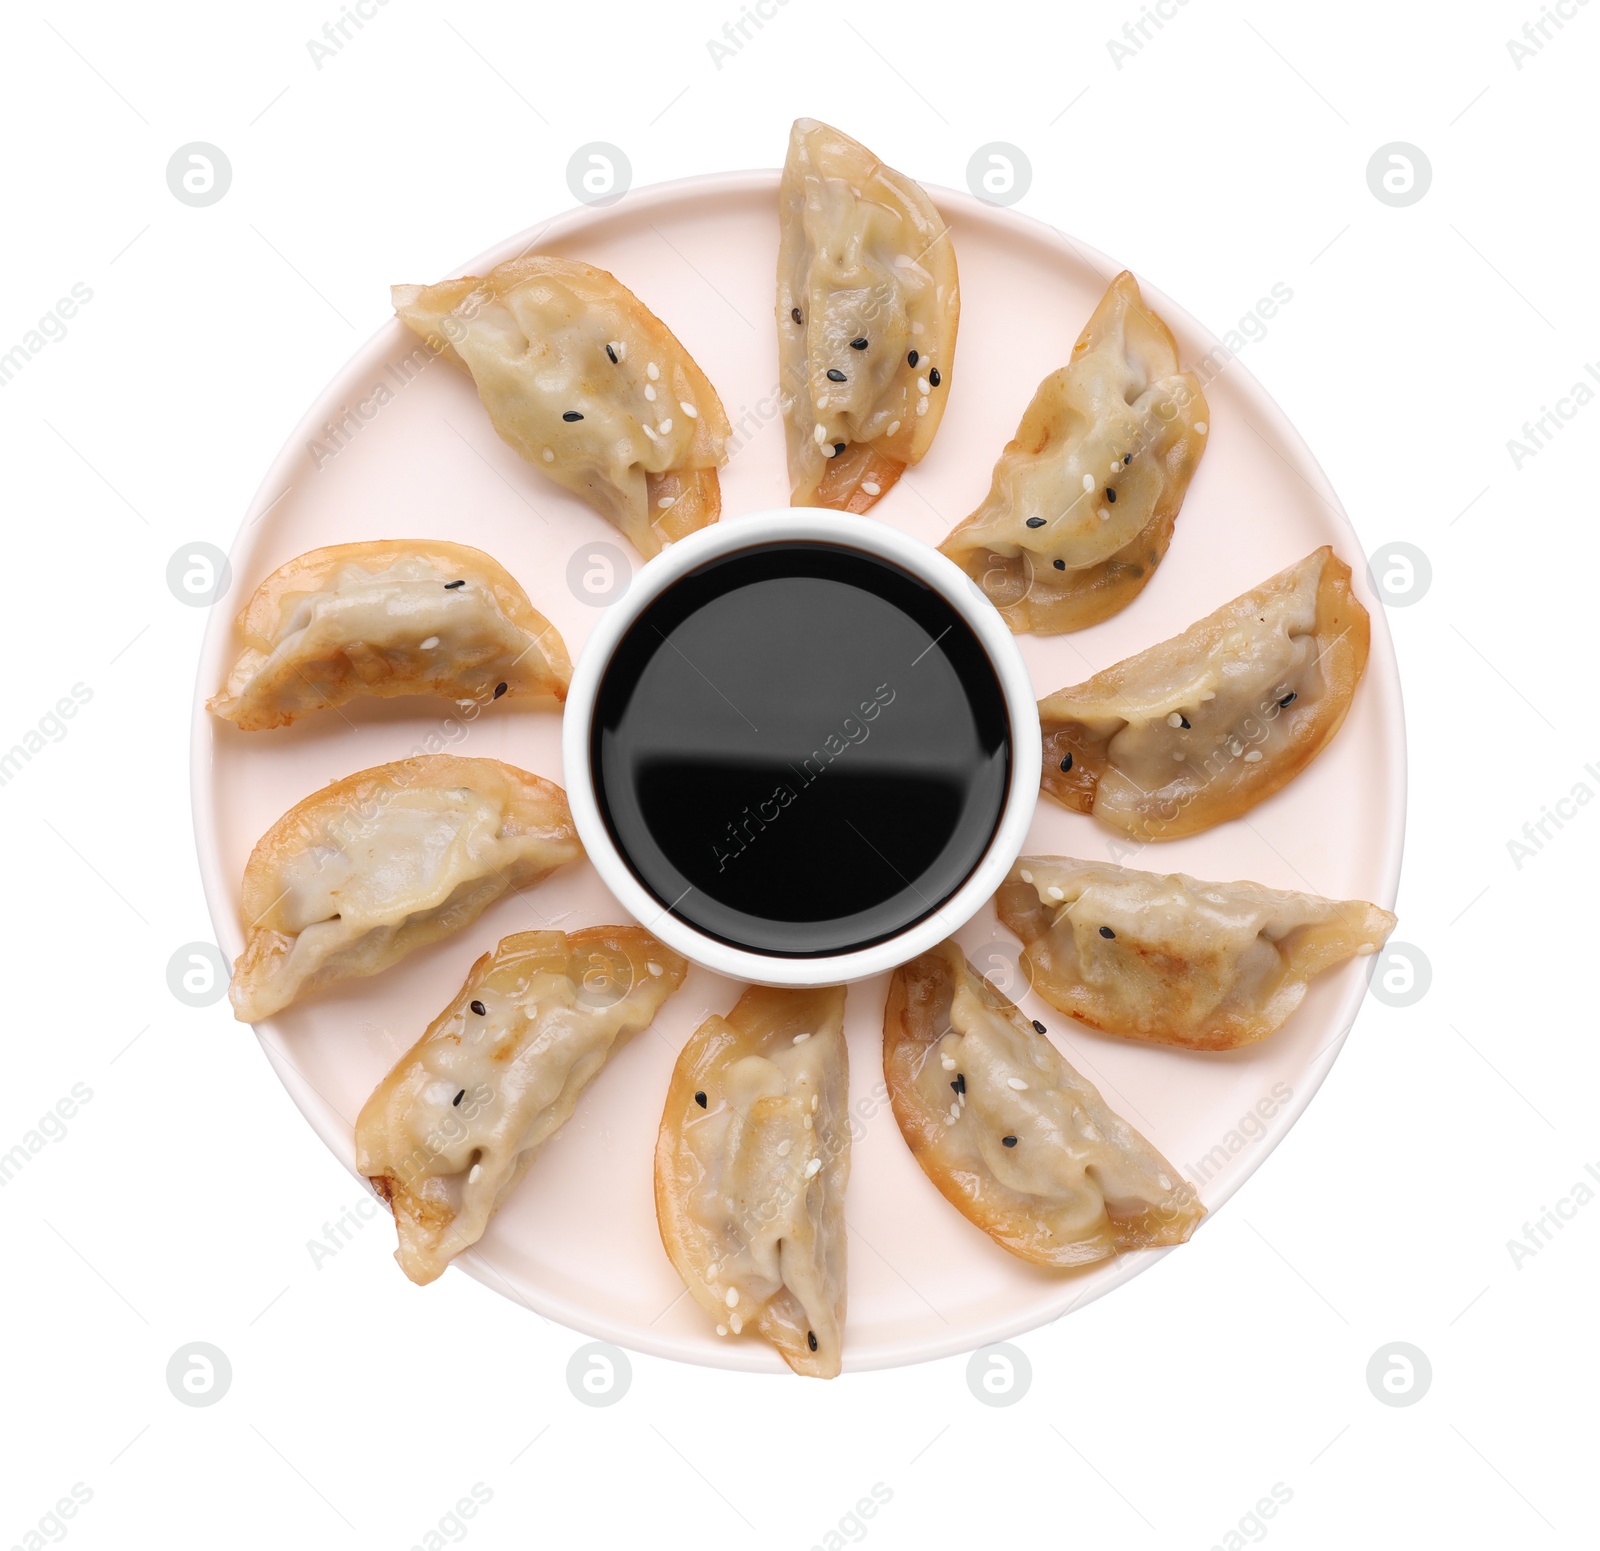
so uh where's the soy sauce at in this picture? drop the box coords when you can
[591,541,1010,956]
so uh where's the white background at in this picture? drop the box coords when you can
[1,2,1593,1547]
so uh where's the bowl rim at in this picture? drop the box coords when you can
[559,505,1043,985]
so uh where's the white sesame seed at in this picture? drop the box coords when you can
[803,1115,812,1129]
[917,376,930,395]
[1159,1174,1172,1190]
[659,419,673,434]
[804,1157,822,1178]
[467,1164,482,1184]
[542,448,555,462]
[1200,690,1216,701]
[642,424,659,441]
[612,340,626,361]
[1098,507,1111,521]
[811,1094,818,1111]
[1081,474,1095,492]
[816,394,830,410]
[916,397,928,416]
[887,420,901,435]
[680,402,697,417]
[644,383,656,401]
[911,321,925,335]
[813,423,827,445]
[1229,739,1243,756]
[1046,885,1064,901]
[716,1324,728,1336]
[1195,421,1208,434]
[647,361,659,380]
[941,1054,956,1070]
[419,636,439,650]
[948,1105,961,1122]
[861,481,880,496]
[777,1140,791,1156]
[658,497,675,509]
[792,1033,810,1044]
[1244,749,1263,762]
[1019,869,1032,883]
[1167,712,1184,728]
[1007,1077,1029,1090]
[725,1287,738,1307]
[647,961,664,976]
[729,1313,742,1333]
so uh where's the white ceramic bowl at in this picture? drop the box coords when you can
[560,507,1042,986]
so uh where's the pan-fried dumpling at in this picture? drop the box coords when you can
[655,985,849,1378]
[208,541,571,730]
[357,927,687,1284]
[884,940,1203,1268]
[229,756,581,1022]
[997,857,1396,1051]
[777,118,959,514]
[939,271,1208,633]
[394,256,732,558]
[1039,547,1370,840]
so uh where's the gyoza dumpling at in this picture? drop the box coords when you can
[655,985,849,1378]
[394,256,732,558]
[357,927,687,1284]
[884,940,1203,1268]
[208,541,571,730]
[1040,547,1370,840]
[778,118,959,514]
[939,271,1208,633]
[997,857,1396,1051]
[229,756,581,1022]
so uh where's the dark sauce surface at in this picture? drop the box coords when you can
[592,541,1010,956]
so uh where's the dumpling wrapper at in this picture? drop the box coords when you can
[394,256,732,558]
[884,940,1203,1268]
[208,540,571,730]
[230,756,581,1022]
[655,985,849,1378]
[357,927,687,1284]
[998,857,1396,1050]
[777,118,959,514]
[1039,546,1370,840]
[940,271,1208,633]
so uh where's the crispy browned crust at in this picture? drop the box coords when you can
[808,444,906,515]
[646,466,721,546]
[1038,547,1370,836]
[884,943,1203,1266]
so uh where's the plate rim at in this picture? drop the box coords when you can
[189,167,1407,1373]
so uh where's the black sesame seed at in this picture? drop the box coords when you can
[1106,488,1117,503]
[493,682,508,699]
[951,1072,966,1095]
[452,1089,465,1106]
[791,307,802,324]
[929,367,941,387]
[694,1090,707,1108]
[1053,558,1066,571]
[1059,753,1073,773]
[1279,691,1297,708]
[470,1000,487,1016]
[1123,453,1132,464]
[826,368,847,383]
[1025,516,1046,528]
[1002,1135,1018,1147]
[563,411,584,422]
[1032,1020,1046,1035]
[444,579,466,590]
[833,442,847,456]
[1179,716,1190,729]
[807,1330,819,1352]
[605,344,618,364]
[907,350,919,367]
[850,337,868,350]
[1099,926,1116,939]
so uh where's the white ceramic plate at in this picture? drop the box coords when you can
[191,171,1404,1372]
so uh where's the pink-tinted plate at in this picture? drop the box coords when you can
[191,172,1404,1372]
